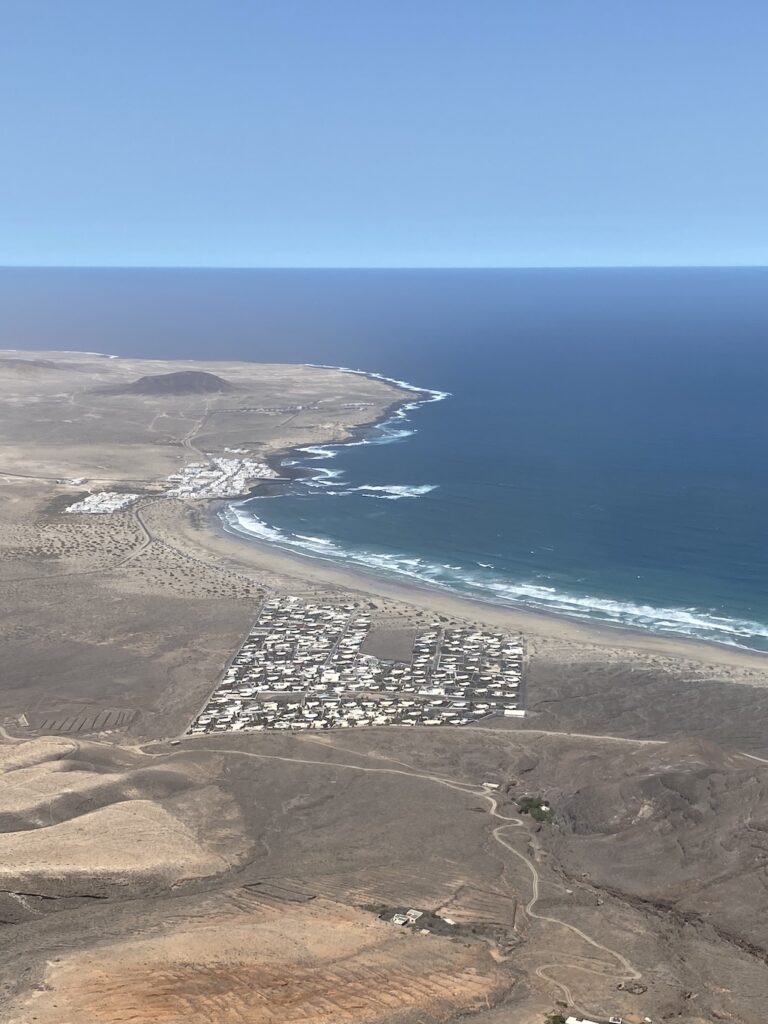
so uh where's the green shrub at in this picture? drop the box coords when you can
[518,795,551,822]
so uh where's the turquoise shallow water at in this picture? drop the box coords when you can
[3,267,768,649]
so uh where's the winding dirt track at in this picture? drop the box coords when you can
[1,401,210,585]
[172,741,642,1017]
[739,751,768,766]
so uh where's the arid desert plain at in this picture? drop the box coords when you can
[2,350,768,1024]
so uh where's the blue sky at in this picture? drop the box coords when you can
[1,1,766,267]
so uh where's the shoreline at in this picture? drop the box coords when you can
[195,500,768,674]
[238,363,443,499]
[222,499,768,659]
[213,367,768,667]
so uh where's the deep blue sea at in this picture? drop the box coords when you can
[3,267,767,650]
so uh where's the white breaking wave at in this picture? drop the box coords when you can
[306,363,451,404]
[342,426,416,447]
[305,467,345,487]
[298,445,338,459]
[281,366,448,488]
[220,504,768,651]
[478,580,768,643]
[335,484,437,500]
[294,534,337,546]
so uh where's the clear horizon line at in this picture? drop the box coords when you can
[1,263,768,272]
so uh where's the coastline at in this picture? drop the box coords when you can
[257,380,433,486]
[4,329,768,1023]
[210,366,768,669]
[235,363,445,504]
[0,351,439,745]
[193,499,768,676]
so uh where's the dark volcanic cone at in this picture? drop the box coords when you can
[104,370,235,396]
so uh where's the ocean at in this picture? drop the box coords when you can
[3,267,767,650]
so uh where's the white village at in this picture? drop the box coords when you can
[188,596,525,734]
[60,458,528,733]
[63,454,279,512]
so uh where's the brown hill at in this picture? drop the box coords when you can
[549,747,768,949]
[108,371,235,396]
[0,738,250,905]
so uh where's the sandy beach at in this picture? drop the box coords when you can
[197,495,768,673]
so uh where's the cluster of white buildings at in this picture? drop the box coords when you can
[64,454,279,513]
[63,491,141,514]
[397,626,522,701]
[164,456,278,498]
[188,596,525,734]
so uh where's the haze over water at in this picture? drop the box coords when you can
[4,267,768,650]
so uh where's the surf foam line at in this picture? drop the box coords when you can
[220,505,768,652]
[334,484,437,499]
[277,365,450,488]
[306,363,451,404]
